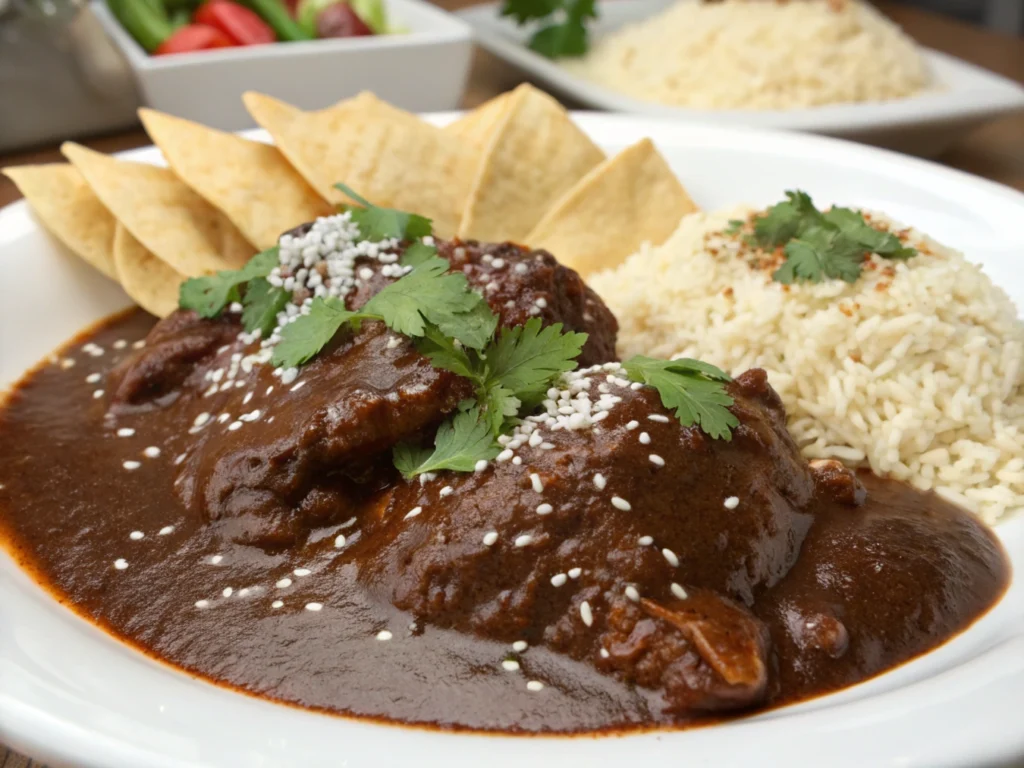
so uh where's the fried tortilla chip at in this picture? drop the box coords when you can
[112,224,183,318]
[2,163,118,280]
[443,92,511,148]
[458,85,605,243]
[138,109,332,251]
[62,142,254,278]
[526,139,697,276]
[243,91,476,238]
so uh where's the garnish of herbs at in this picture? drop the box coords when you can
[179,186,738,476]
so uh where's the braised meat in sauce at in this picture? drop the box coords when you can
[0,233,1009,733]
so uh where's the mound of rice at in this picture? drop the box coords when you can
[562,0,930,110]
[589,207,1024,523]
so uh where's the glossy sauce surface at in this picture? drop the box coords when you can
[0,310,1010,733]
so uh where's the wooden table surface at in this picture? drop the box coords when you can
[1,3,1022,766]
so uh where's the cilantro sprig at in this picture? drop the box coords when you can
[622,356,739,441]
[179,246,280,321]
[739,191,916,285]
[334,183,432,242]
[500,0,597,57]
[393,404,501,477]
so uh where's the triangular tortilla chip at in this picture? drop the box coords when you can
[2,163,118,280]
[112,224,183,318]
[138,108,332,251]
[243,91,476,238]
[443,92,512,148]
[62,142,254,278]
[526,139,698,276]
[458,84,605,243]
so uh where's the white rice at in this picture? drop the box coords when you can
[590,207,1024,523]
[561,0,930,110]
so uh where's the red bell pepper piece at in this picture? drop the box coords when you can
[154,23,238,55]
[316,3,372,38]
[194,1,278,46]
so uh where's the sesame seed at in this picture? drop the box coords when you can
[540,442,555,450]
[502,659,520,672]
[116,428,135,437]
[512,640,528,652]
[526,681,544,692]
[625,586,640,602]
[271,600,283,609]
[568,567,582,579]
[129,531,144,541]
[496,448,514,462]
[222,587,233,597]
[276,578,292,588]
[293,568,311,577]
[580,601,593,627]
[626,420,639,430]
[724,496,740,509]
[227,421,242,431]
[551,573,567,587]
[305,602,323,612]
[536,503,554,516]
[639,432,651,445]
[159,526,174,535]
[671,583,689,600]
[512,457,522,465]
[404,506,423,520]
[174,454,186,466]
[86,373,101,384]
[93,390,104,399]
[60,358,76,369]
[210,555,223,565]
[439,485,454,498]
[132,340,145,349]
[242,392,253,405]
[217,413,230,424]
[193,413,211,427]
[593,473,607,490]
[662,548,680,567]
[123,460,141,471]
[113,340,127,349]
[648,414,670,423]
[195,600,210,609]
[238,588,250,597]
[334,534,346,548]
[611,496,631,511]
[600,648,610,659]
[514,263,529,274]
[474,459,489,472]
[291,381,306,392]
[530,473,544,493]
[638,535,653,546]
[514,534,533,547]
[376,630,393,641]
[143,446,161,459]
[649,454,665,467]
[483,531,498,546]
[113,558,128,570]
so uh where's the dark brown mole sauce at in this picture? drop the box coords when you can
[0,309,1010,734]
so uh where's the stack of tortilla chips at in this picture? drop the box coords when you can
[3,84,696,318]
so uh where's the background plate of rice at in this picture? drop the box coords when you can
[1,113,1023,767]
[459,0,1024,157]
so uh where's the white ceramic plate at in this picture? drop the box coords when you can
[1,115,1024,768]
[458,0,1024,156]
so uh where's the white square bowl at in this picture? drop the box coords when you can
[91,0,473,130]
[458,0,1024,156]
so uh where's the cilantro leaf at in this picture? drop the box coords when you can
[724,219,745,236]
[481,383,522,436]
[502,0,596,57]
[822,207,916,259]
[393,405,500,478]
[271,297,360,368]
[401,241,439,268]
[179,246,280,318]
[500,0,559,23]
[529,18,588,57]
[241,278,290,336]
[773,227,865,285]
[362,256,492,348]
[622,356,738,441]
[414,324,482,383]
[751,190,823,248]
[484,318,589,407]
[334,183,432,242]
